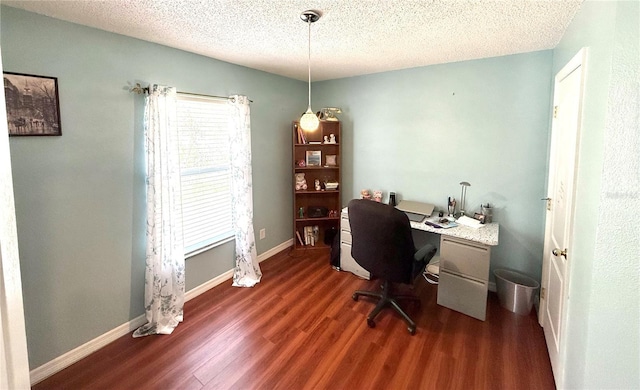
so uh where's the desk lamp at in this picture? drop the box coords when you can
[459,181,471,217]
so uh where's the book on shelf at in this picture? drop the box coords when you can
[303,225,320,246]
[296,124,307,144]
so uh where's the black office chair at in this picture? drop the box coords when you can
[348,199,437,334]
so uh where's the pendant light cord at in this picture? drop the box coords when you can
[307,17,312,110]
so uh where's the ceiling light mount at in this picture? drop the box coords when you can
[300,10,321,24]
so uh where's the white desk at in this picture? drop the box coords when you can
[409,219,499,246]
[340,208,499,321]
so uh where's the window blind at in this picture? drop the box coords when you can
[176,94,233,255]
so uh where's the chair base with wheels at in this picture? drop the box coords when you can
[353,280,420,334]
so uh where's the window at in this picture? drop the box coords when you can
[176,94,233,256]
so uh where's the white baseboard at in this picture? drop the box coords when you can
[258,239,293,263]
[184,269,235,302]
[184,238,293,301]
[29,314,147,385]
[30,239,294,386]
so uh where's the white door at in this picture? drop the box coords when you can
[0,45,32,389]
[540,48,586,386]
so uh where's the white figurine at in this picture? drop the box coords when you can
[329,134,336,144]
[323,135,329,144]
[315,179,321,191]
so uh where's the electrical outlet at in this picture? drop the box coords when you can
[259,228,266,240]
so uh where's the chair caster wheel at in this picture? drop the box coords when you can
[367,318,376,328]
[408,326,416,335]
[352,293,359,301]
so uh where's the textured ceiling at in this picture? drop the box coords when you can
[2,0,583,81]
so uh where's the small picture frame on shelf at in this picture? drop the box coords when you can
[306,150,321,167]
[325,155,337,166]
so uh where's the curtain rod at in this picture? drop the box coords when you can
[129,83,253,103]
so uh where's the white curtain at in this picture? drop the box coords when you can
[229,95,262,287]
[133,85,186,337]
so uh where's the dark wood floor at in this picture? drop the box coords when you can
[33,248,555,389]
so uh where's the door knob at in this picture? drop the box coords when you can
[552,248,567,258]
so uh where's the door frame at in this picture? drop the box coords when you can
[0,44,32,389]
[539,47,587,385]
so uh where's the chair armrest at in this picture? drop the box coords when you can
[414,244,437,263]
[411,244,437,282]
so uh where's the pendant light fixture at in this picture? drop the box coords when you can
[299,10,321,132]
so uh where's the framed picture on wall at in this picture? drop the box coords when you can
[3,72,62,136]
[306,150,321,167]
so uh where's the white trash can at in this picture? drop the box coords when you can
[494,269,540,315]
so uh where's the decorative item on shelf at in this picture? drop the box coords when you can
[295,173,308,190]
[373,190,383,202]
[298,207,304,218]
[299,10,321,132]
[328,210,339,218]
[324,181,339,190]
[325,154,337,166]
[322,134,338,144]
[308,206,328,218]
[314,179,321,191]
[321,107,342,121]
[361,189,372,200]
[296,159,306,167]
[305,150,321,166]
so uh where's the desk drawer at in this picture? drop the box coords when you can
[437,270,487,321]
[440,236,490,281]
[341,229,352,244]
[340,215,350,231]
[340,242,370,279]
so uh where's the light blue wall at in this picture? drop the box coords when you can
[1,6,302,368]
[553,1,640,388]
[313,51,553,281]
[8,4,631,385]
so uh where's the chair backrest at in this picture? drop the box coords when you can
[347,199,416,283]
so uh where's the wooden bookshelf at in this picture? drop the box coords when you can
[292,120,341,251]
